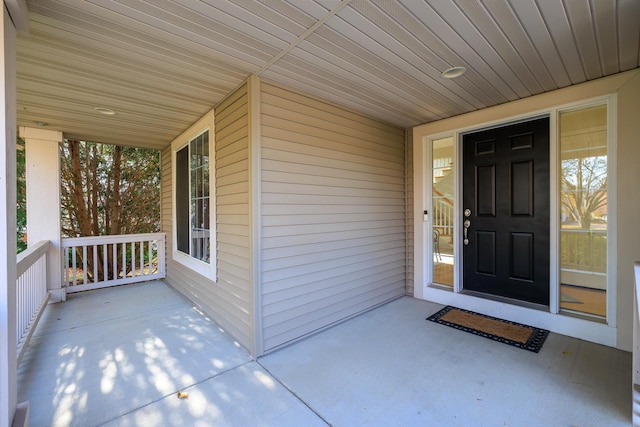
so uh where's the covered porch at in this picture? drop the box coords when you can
[18,280,630,426]
[3,1,640,426]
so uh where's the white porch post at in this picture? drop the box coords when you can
[0,0,26,426]
[20,127,64,303]
[0,11,15,426]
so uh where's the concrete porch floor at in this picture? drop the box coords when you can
[18,280,630,426]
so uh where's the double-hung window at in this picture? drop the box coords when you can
[173,127,215,278]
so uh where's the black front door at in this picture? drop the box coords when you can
[462,117,550,306]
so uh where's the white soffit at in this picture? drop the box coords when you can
[17,0,640,149]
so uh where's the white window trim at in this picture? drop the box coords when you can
[171,110,217,281]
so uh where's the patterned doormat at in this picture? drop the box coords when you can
[427,306,549,353]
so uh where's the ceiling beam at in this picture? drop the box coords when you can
[255,0,352,76]
[5,0,29,33]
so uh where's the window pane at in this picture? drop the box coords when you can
[191,169,197,199]
[176,129,211,264]
[190,137,197,169]
[559,105,607,318]
[175,146,190,254]
[203,198,210,230]
[202,135,209,158]
[202,164,209,198]
[188,130,210,264]
[432,137,454,287]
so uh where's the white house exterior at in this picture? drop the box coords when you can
[1,1,639,425]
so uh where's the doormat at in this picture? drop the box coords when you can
[427,306,549,353]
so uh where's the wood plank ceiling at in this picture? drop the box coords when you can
[17,0,640,149]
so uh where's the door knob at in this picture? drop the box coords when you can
[463,219,471,245]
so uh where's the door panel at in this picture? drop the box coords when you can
[476,165,495,216]
[476,231,496,275]
[510,232,533,280]
[462,117,550,305]
[511,161,532,215]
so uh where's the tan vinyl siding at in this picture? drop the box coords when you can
[160,147,171,269]
[260,82,406,352]
[161,83,253,350]
[405,129,414,296]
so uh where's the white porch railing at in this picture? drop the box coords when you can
[62,233,166,293]
[432,196,453,237]
[16,240,51,366]
[560,229,607,273]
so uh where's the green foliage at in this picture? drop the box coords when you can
[60,140,161,281]
[60,140,160,238]
[16,137,27,253]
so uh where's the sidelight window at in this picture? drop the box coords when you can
[558,104,608,318]
[432,136,455,287]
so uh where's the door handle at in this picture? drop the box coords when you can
[463,219,471,246]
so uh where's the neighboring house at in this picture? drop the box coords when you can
[2,1,639,426]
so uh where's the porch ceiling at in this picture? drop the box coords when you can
[17,0,640,150]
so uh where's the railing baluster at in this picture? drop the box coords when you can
[112,243,117,280]
[122,242,126,279]
[82,246,88,285]
[16,240,51,366]
[139,240,144,277]
[17,275,23,340]
[63,247,68,286]
[103,244,108,283]
[147,240,152,276]
[131,241,135,278]
[60,233,166,293]
[72,247,77,287]
[93,244,98,284]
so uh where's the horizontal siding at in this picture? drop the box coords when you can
[261,106,404,159]
[160,147,171,271]
[260,84,405,139]
[265,282,404,348]
[263,266,406,304]
[261,133,403,170]
[213,83,253,347]
[405,130,414,296]
[260,82,406,352]
[262,233,407,262]
[160,146,172,237]
[161,83,253,350]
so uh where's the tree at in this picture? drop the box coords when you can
[561,155,607,230]
[16,137,27,253]
[60,140,160,280]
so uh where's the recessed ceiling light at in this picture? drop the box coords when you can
[32,121,48,126]
[94,107,116,116]
[441,66,467,79]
